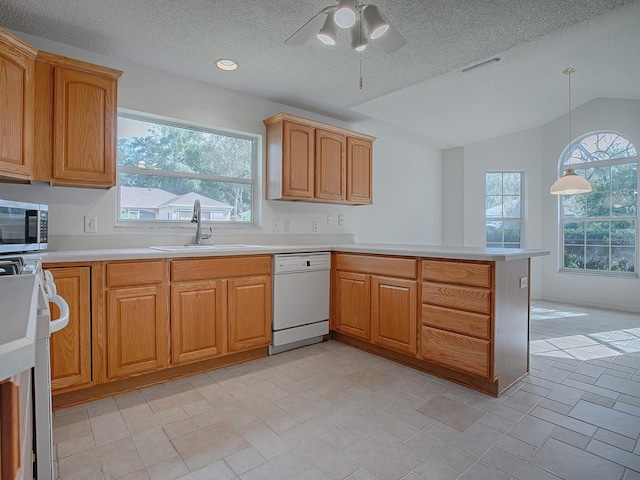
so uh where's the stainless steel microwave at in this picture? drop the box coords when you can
[0,199,48,253]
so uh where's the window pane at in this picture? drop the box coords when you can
[486,196,503,218]
[585,246,609,270]
[611,247,636,273]
[503,221,520,243]
[119,172,252,222]
[118,117,253,179]
[585,222,610,245]
[612,163,638,216]
[486,221,503,243]
[564,246,584,269]
[503,196,521,218]
[485,173,503,196]
[502,173,521,195]
[611,221,636,245]
[564,222,585,245]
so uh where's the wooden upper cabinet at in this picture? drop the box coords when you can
[264,112,375,205]
[0,29,36,181]
[315,129,346,201]
[48,266,92,392]
[282,121,314,198]
[347,137,373,204]
[34,52,122,187]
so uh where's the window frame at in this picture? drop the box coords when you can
[485,171,524,249]
[115,110,261,230]
[558,131,638,277]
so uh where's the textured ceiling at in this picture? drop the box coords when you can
[1,0,639,148]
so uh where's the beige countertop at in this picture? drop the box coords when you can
[33,243,550,263]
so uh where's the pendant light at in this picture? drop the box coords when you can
[550,68,592,195]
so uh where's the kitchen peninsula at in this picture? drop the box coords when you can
[35,243,548,406]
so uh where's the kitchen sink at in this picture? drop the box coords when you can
[148,244,264,251]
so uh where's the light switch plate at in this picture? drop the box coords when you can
[520,276,528,288]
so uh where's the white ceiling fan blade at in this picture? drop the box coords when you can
[376,23,407,54]
[285,6,334,45]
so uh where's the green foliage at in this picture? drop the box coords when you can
[117,119,254,221]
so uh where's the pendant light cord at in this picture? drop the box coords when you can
[563,67,576,159]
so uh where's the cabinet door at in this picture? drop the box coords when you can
[282,121,314,198]
[0,34,34,180]
[347,137,372,204]
[171,281,226,365]
[315,129,346,201]
[48,267,92,391]
[335,271,371,340]
[228,275,272,352]
[371,276,417,355]
[52,66,117,186]
[106,285,169,379]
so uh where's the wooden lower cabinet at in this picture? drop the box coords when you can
[48,266,92,391]
[371,276,417,355]
[421,326,490,378]
[333,254,418,355]
[171,280,226,365]
[106,285,169,379]
[228,275,272,352]
[334,271,371,340]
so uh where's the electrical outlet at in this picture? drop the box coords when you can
[327,215,334,226]
[84,215,97,233]
[272,219,280,232]
[312,220,319,232]
[338,214,345,226]
[284,219,291,232]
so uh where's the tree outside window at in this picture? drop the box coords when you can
[486,172,523,248]
[560,132,638,275]
[117,115,257,224]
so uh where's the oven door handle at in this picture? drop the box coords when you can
[50,294,70,333]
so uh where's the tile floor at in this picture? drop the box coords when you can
[52,301,640,480]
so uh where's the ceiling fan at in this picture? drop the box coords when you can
[285,0,407,54]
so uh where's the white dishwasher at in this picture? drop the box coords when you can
[270,252,331,354]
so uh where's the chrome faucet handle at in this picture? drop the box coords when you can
[201,227,213,240]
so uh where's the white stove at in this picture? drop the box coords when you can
[0,255,69,480]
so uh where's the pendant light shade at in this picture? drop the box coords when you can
[361,4,389,39]
[334,0,357,28]
[550,168,592,195]
[350,19,368,51]
[317,13,338,45]
[550,68,592,195]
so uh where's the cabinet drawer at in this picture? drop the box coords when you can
[421,260,492,288]
[107,260,167,287]
[422,304,490,340]
[171,255,271,282]
[421,326,490,379]
[422,282,491,314]
[334,254,417,278]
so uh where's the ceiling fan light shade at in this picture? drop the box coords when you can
[317,13,338,45]
[350,19,368,51]
[361,4,389,39]
[550,168,592,195]
[334,0,357,28]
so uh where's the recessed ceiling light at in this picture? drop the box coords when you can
[216,59,238,71]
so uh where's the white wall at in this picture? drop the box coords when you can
[0,30,442,249]
[444,98,640,311]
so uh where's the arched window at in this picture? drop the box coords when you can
[561,132,638,275]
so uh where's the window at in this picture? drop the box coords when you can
[560,132,638,275]
[485,172,523,248]
[117,114,257,225]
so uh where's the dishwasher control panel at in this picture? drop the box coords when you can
[273,253,331,274]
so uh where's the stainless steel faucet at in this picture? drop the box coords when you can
[190,199,212,244]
